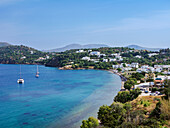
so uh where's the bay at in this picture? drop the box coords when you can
[0,64,121,128]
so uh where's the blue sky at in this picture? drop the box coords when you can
[0,0,170,50]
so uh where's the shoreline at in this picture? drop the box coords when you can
[49,70,121,128]
[0,64,124,128]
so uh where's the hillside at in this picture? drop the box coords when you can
[0,45,49,64]
[0,42,11,47]
[44,43,109,52]
[127,45,161,51]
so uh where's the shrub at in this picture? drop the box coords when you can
[124,78,137,90]
[98,102,126,127]
[160,98,170,120]
[114,88,141,103]
[80,117,99,128]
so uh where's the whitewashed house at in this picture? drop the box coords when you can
[46,55,50,59]
[99,54,106,57]
[148,53,159,57]
[135,55,142,58]
[154,65,170,72]
[111,53,120,56]
[141,65,149,69]
[21,56,26,59]
[109,58,117,62]
[103,59,108,62]
[130,63,139,68]
[112,65,123,69]
[30,51,34,54]
[82,56,90,61]
[76,49,84,53]
[90,51,100,56]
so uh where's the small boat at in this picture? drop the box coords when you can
[35,74,39,78]
[35,65,39,78]
[17,78,24,84]
[17,64,24,84]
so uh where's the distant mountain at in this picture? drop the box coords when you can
[0,42,11,47]
[44,43,109,52]
[127,45,161,51]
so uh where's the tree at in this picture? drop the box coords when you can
[124,83,132,90]
[124,78,137,90]
[131,72,144,80]
[114,88,141,103]
[98,103,126,127]
[117,68,122,72]
[80,117,99,128]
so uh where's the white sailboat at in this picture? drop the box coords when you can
[17,64,24,84]
[35,64,39,78]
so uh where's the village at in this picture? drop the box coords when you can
[73,49,170,97]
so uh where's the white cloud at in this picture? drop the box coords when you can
[92,10,170,33]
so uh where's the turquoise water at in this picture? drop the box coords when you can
[0,64,121,128]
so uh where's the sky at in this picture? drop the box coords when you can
[0,0,170,50]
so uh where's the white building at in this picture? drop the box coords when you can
[148,53,159,57]
[100,54,106,57]
[154,65,170,72]
[90,51,100,56]
[90,59,99,63]
[115,55,122,59]
[155,67,162,73]
[111,53,120,56]
[76,49,84,53]
[21,56,26,59]
[82,56,90,61]
[30,51,34,54]
[109,58,117,62]
[123,67,132,71]
[137,68,148,73]
[112,65,123,69]
[103,59,108,62]
[130,63,139,68]
[141,65,149,69]
[135,55,142,58]
[36,57,46,61]
[119,58,123,61]
[46,55,50,59]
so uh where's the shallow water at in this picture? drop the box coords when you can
[0,64,121,128]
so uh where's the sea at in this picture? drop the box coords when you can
[0,64,121,128]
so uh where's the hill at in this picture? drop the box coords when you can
[127,45,161,51]
[0,45,48,64]
[44,43,109,52]
[0,42,11,47]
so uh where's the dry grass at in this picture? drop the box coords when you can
[130,96,162,117]
[160,98,170,121]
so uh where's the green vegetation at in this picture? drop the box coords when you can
[0,45,51,64]
[80,117,99,128]
[98,102,126,127]
[80,80,170,128]
[124,78,137,90]
[46,47,170,69]
[130,72,144,80]
[0,45,169,70]
[114,88,141,103]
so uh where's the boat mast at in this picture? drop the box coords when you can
[20,64,21,79]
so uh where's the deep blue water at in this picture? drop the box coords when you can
[0,64,121,128]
